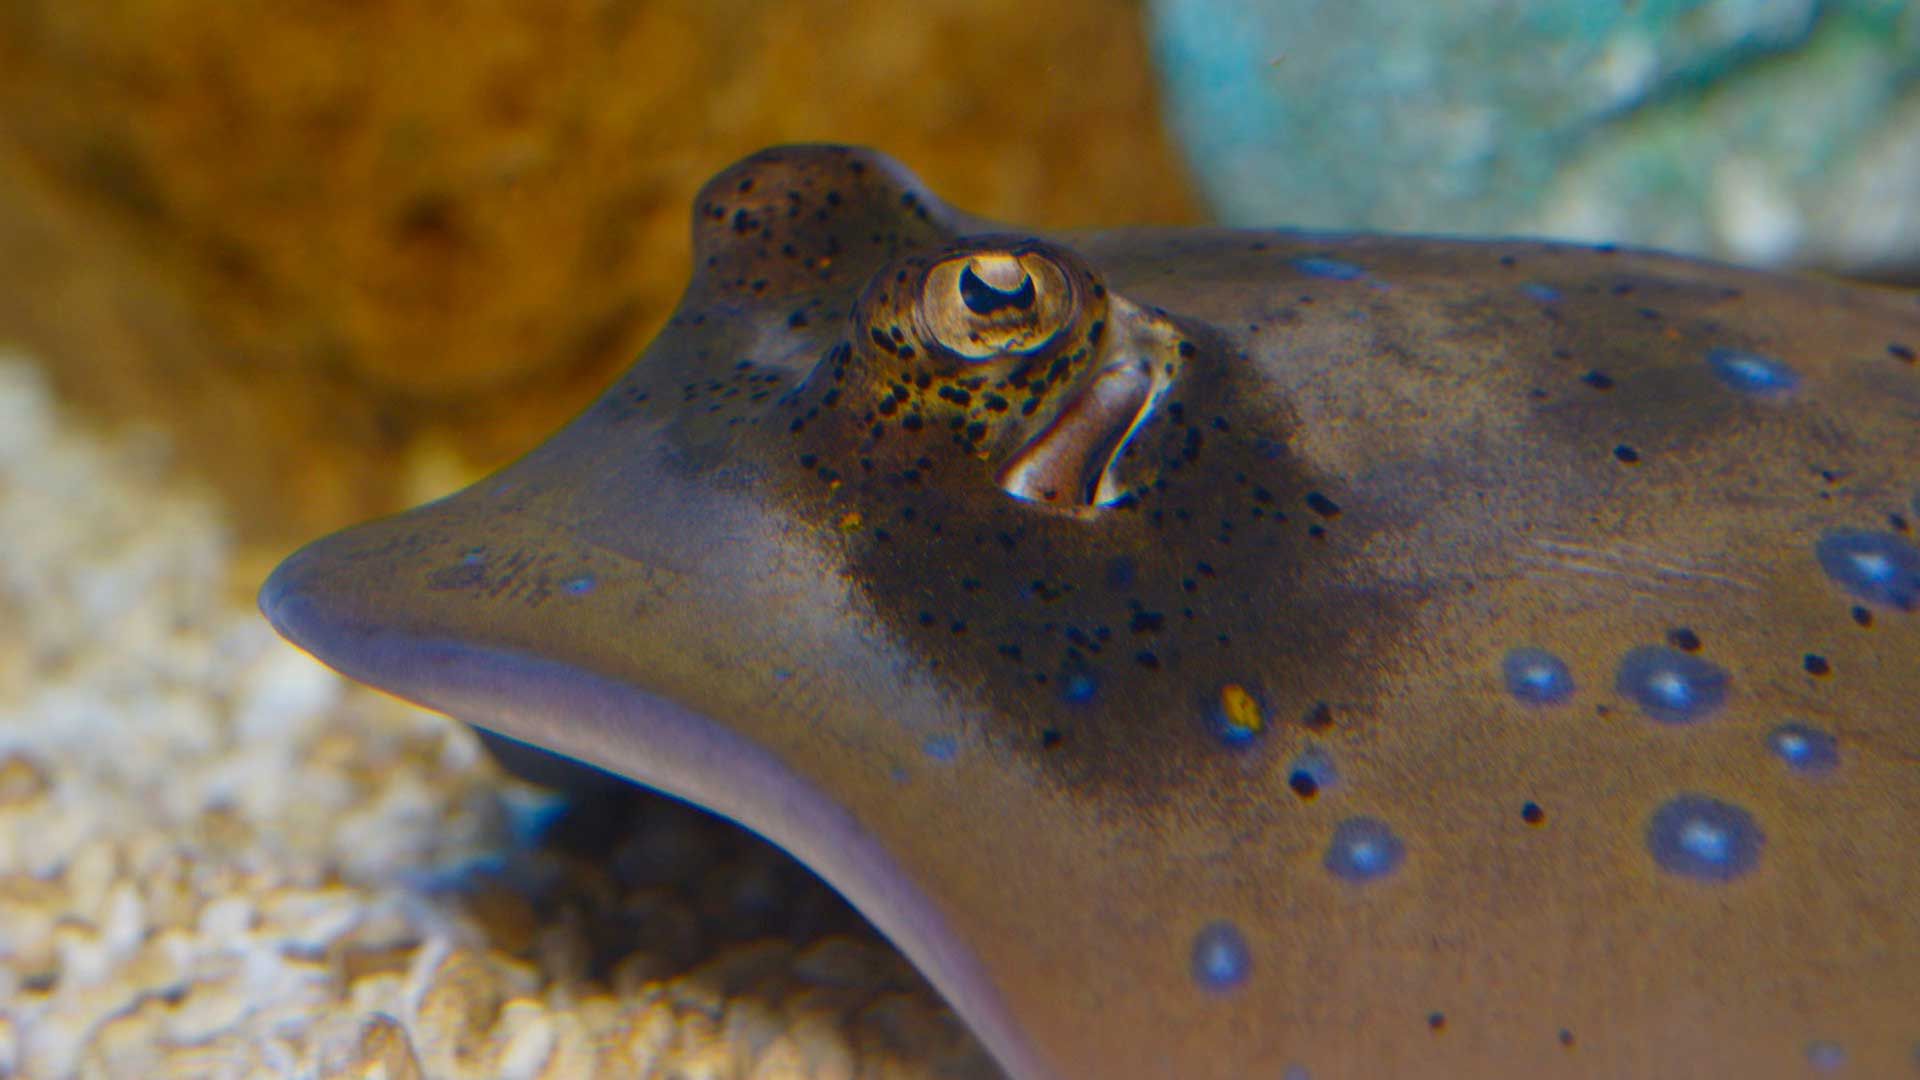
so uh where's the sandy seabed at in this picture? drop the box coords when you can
[0,351,994,1079]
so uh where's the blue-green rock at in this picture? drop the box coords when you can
[1149,0,1920,272]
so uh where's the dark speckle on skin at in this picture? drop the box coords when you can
[1325,817,1406,883]
[1286,747,1338,800]
[1646,794,1763,882]
[1615,646,1730,724]
[1191,920,1251,992]
[1706,347,1800,397]
[426,561,486,590]
[1815,529,1920,610]
[1502,647,1575,705]
[1767,723,1838,775]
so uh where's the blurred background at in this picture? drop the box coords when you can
[0,1,1913,1075]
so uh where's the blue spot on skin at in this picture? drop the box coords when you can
[1706,347,1800,397]
[1615,646,1730,724]
[1061,670,1098,704]
[1767,723,1839,775]
[1816,529,1920,611]
[1190,920,1251,991]
[562,574,596,595]
[922,735,958,762]
[1324,817,1406,882]
[461,547,487,565]
[1216,718,1260,747]
[1646,794,1763,881]
[1503,647,1575,705]
[1520,283,1561,303]
[1806,1040,1846,1072]
[1292,256,1366,281]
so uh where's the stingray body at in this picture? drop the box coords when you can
[262,147,1920,1078]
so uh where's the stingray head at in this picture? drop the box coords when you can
[260,146,1241,1079]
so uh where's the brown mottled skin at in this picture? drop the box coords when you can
[263,146,1920,1079]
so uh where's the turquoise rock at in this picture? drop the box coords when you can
[1148,0,1920,273]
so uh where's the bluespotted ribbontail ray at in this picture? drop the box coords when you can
[263,146,1920,1078]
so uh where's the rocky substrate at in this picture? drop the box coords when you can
[0,351,994,1078]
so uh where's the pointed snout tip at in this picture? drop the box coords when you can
[255,531,382,677]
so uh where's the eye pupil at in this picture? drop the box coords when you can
[959,263,1037,315]
[916,248,1076,361]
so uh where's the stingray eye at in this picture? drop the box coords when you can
[919,250,1074,361]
